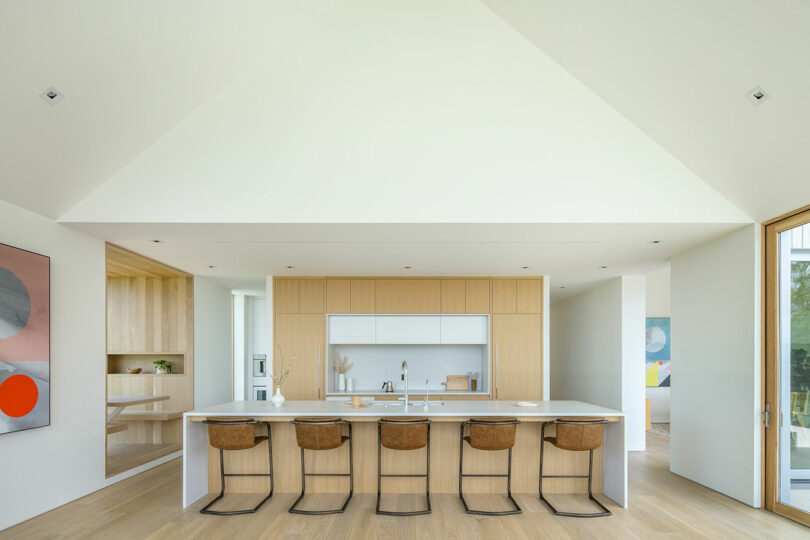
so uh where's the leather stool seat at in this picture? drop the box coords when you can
[465,417,517,451]
[380,416,429,451]
[543,417,605,452]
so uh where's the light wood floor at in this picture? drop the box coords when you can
[3,433,808,539]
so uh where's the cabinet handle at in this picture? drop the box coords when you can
[495,345,499,400]
[318,345,322,400]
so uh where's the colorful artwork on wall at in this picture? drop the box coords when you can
[646,317,670,387]
[0,243,50,435]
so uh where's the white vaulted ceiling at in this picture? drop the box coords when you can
[482,0,810,222]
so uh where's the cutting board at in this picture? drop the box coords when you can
[442,375,469,391]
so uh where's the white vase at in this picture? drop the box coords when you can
[338,373,346,392]
[155,367,167,375]
[271,388,285,406]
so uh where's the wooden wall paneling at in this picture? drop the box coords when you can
[299,279,325,313]
[516,278,543,313]
[375,279,441,313]
[491,279,517,313]
[465,279,490,313]
[209,420,604,495]
[326,280,351,313]
[273,279,300,313]
[106,243,188,278]
[350,280,375,313]
[492,314,542,401]
[441,280,466,313]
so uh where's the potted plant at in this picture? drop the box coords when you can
[153,358,175,375]
[334,355,353,392]
[270,346,295,406]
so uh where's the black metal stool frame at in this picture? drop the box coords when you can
[200,418,274,515]
[458,419,521,515]
[289,419,353,515]
[539,419,611,518]
[376,418,432,516]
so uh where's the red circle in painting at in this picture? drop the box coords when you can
[0,374,39,417]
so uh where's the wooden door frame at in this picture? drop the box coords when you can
[764,204,810,526]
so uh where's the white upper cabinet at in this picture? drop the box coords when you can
[440,316,488,344]
[375,316,441,344]
[329,316,375,344]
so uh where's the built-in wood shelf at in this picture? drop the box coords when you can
[105,443,182,478]
[106,423,128,435]
[107,353,185,375]
[116,410,184,421]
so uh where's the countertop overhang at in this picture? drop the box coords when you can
[184,399,624,420]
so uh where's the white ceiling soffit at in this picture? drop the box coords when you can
[0,0,279,219]
[482,0,810,223]
[68,221,743,299]
[60,1,750,225]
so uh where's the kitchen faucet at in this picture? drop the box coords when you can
[401,360,408,408]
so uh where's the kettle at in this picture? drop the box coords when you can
[382,380,394,393]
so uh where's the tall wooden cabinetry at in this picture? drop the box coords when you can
[273,276,543,401]
[491,278,543,400]
[105,244,194,477]
[274,279,325,400]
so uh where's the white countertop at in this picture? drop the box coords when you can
[185,400,624,418]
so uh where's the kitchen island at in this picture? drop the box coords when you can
[183,400,626,509]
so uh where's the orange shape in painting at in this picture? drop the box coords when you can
[0,374,38,417]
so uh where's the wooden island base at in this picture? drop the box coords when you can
[196,417,612,495]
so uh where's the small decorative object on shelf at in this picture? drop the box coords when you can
[472,371,480,392]
[271,346,295,406]
[127,368,142,374]
[153,359,175,375]
[334,354,353,392]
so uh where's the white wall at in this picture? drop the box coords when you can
[670,224,761,507]
[646,265,671,423]
[232,294,246,401]
[193,276,232,409]
[0,199,106,531]
[551,276,646,451]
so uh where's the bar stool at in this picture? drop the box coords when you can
[200,417,274,515]
[289,417,353,515]
[539,417,611,518]
[376,417,431,516]
[458,417,521,515]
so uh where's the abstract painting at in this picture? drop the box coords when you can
[645,317,670,387]
[0,243,50,435]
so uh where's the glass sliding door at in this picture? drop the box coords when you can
[766,208,810,526]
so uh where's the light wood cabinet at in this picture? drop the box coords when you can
[375,279,441,313]
[274,314,324,400]
[326,280,351,313]
[350,280,375,313]
[274,279,325,313]
[299,279,325,313]
[492,279,517,313]
[441,280,466,313]
[516,279,542,313]
[465,279,490,313]
[273,279,300,313]
[492,314,542,400]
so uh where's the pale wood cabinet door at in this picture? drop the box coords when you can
[491,279,517,313]
[299,279,325,313]
[492,314,542,401]
[375,279,441,313]
[516,279,543,313]
[441,280,466,313]
[326,280,351,313]
[274,279,300,313]
[465,279,490,313]
[274,314,324,400]
[350,280,376,313]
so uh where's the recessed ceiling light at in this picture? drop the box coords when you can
[285,265,295,269]
[520,266,530,270]
[599,265,608,269]
[403,266,413,270]
[152,239,162,243]
[207,265,216,269]
[650,240,661,244]
[39,87,64,105]
[746,86,768,105]
[559,286,566,289]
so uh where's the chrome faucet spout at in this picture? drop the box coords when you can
[401,361,409,407]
